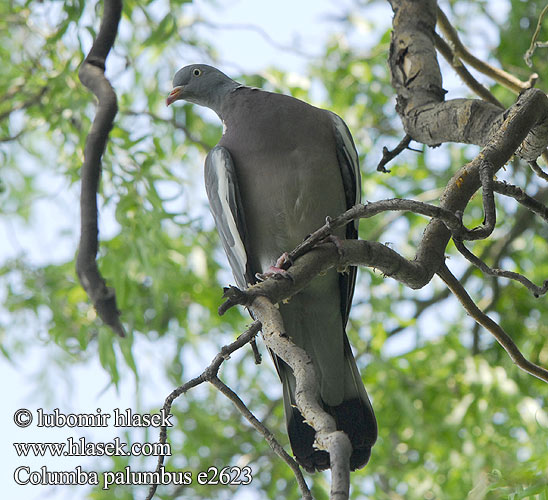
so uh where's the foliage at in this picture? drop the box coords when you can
[1,0,547,499]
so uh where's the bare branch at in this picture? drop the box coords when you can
[389,1,548,155]
[76,0,124,336]
[436,7,537,93]
[524,3,548,67]
[195,20,315,59]
[453,239,548,298]
[251,296,351,500]
[145,322,313,500]
[144,323,311,500]
[433,32,503,108]
[209,376,312,500]
[437,264,548,383]
[376,134,413,172]
[528,159,548,182]
[492,181,548,222]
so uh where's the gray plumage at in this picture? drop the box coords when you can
[167,64,377,471]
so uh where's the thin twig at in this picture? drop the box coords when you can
[492,181,548,222]
[284,200,462,268]
[437,263,548,383]
[434,33,504,108]
[437,7,537,93]
[209,377,312,499]
[524,3,548,67]
[376,134,413,172]
[528,159,548,182]
[453,239,548,298]
[195,19,315,59]
[144,322,312,500]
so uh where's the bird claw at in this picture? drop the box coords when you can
[323,235,345,258]
[255,266,293,282]
[275,252,293,269]
[255,253,294,282]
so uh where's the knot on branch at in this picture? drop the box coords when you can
[218,285,253,315]
[83,56,107,71]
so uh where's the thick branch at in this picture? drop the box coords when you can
[251,296,351,500]
[389,0,548,156]
[76,0,124,336]
[413,88,548,284]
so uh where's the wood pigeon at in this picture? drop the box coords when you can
[167,64,377,472]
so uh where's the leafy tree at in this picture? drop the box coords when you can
[2,0,548,499]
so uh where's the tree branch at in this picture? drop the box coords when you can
[437,263,548,383]
[251,296,352,500]
[528,159,548,183]
[219,168,548,317]
[436,7,537,93]
[209,376,312,499]
[524,3,548,67]
[433,32,503,108]
[453,239,548,298]
[376,134,413,172]
[389,0,548,153]
[145,321,313,500]
[76,0,124,336]
[492,181,548,222]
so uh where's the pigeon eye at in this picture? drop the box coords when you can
[192,68,202,77]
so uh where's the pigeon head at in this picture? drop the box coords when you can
[166,64,239,114]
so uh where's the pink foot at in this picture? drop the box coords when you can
[255,252,294,282]
[324,235,345,257]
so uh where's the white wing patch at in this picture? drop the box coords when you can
[208,148,248,282]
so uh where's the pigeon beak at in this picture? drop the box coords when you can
[166,86,184,106]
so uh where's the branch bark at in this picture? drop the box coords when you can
[76,0,124,336]
[144,321,313,500]
[387,0,548,288]
[251,296,352,500]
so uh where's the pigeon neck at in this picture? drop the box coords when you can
[208,81,240,120]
